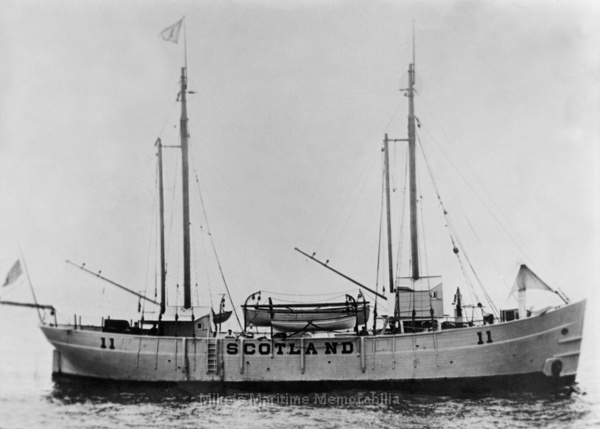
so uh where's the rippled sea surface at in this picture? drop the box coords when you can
[1,307,598,429]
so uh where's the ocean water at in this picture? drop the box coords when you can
[1,306,598,429]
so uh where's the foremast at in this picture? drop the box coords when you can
[387,42,420,321]
[179,66,192,310]
[156,138,167,315]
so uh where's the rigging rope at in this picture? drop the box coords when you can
[416,133,499,316]
[166,155,181,304]
[415,93,537,268]
[418,127,512,293]
[414,151,435,320]
[155,88,179,138]
[418,190,435,314]
[141,168,159,318]
[394,145,409,284]
[415,134,479,304]
[416,174,430,280]
[384,99,405,134]
[189,157,243,330]
[453,203,512,293]
[191,218,213,308]
[373,165,386,332]
[315,149,379,257]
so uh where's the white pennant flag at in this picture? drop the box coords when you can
[160,18,184,44]
[2,260,22,288]
[510,265,555,295]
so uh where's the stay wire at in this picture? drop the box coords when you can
[415,93,537,267]
[417,134,499,316]
[373,156,386,330]
[395,146,409,280]
[417,129,512,298]
[141,164,159,317]
[315,148,379,257]
[422,129,512,293]
[166,155,181,298]
[189,155,243,330]
[415,133,480,306]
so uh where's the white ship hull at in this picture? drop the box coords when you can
[41,299,585,390]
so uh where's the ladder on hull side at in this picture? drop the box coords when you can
[207,339,220,376]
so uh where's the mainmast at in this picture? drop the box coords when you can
[179,67,192,309]
[407,61,420,280]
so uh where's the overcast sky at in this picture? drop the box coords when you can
[0,0,598,328]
